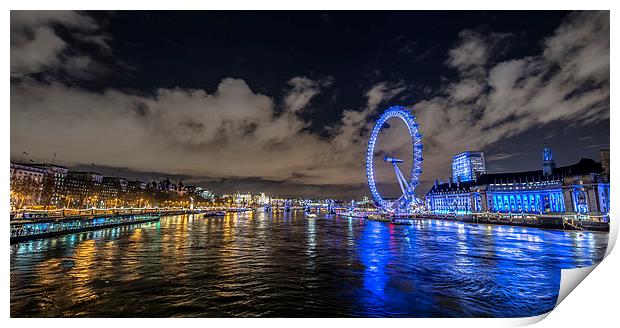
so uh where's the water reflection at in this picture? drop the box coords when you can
[10,213,608,317]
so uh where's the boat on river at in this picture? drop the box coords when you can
[227,208,250,213]
[203,211,226,218]
[10,214,160,244]
[366,214,389,222]
[389,218,413,225]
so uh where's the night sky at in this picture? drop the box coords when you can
[10,11,610,198]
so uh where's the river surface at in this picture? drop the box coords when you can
[10,211,608,317]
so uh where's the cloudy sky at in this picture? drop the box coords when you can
[10,11,609,198]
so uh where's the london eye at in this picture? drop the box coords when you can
[366,105,423,213]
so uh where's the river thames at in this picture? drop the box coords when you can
[10,211,608,317]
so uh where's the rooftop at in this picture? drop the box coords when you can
[453,151,484,158]
[476,158,602,185]
[428,158,603,194]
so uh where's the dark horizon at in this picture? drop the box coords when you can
[10,11,610,198]
[9,144,609,200]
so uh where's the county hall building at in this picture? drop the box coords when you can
[425,146,610,216]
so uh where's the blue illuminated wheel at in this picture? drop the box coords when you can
[366,105,423,210]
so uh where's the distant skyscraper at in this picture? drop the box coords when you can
[542,145,556,176]
[452,151,486,183]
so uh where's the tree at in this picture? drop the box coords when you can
[10,176,42,209]
[39,173,56,209]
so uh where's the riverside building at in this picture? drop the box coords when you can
[10,163,68,207]
[63,171,103,208]
[426,147,610,216]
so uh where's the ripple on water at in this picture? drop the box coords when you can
[10,213,608,317]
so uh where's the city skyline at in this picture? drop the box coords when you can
[10,11,610,197]
[10,135,608,200]
[9,8,612,320]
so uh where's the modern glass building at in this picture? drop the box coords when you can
[452,151,486,183]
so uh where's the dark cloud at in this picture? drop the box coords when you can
[11,73,404,189]
[10,11,609,197]
[10,11,110,78]
[414,11,609,188]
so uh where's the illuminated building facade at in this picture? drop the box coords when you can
[233,192,253,205]
[427,146,610,216]
[101,177,128,207]
[471,175,566,214]
[452,151,486,183]
[126,180,147,207]
[10,163,47,208]
[36,164,68,206]
[63,172,103,208]
[198,189,215,201]
[10,163,68,207]
[542,145,556,176]
[10,163,47,182]
[255,192,270,206]
[425,179,474,215]
[10,161,215,209]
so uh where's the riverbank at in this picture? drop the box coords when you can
[340,211,610,232]
[419,213,610,232]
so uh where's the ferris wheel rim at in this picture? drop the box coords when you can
[365,105,423,208]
